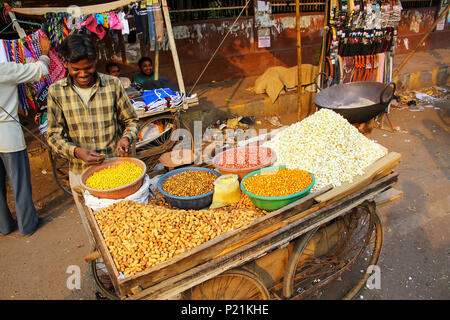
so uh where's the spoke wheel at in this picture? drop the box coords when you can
[136,114,193,171]
[88,255,119,300]
[49,150,72,196]
[182,269,270,300]
[282,202,383,300]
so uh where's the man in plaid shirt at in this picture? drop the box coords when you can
[46,34,139,244]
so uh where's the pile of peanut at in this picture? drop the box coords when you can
[93,200,268,278]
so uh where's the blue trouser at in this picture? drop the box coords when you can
[0,150,38,235]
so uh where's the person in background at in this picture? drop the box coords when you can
[46,34,139,245]
[105,62,131,88]
[0,35,51,236]
[132,56,179,91]
[131,57,157,85]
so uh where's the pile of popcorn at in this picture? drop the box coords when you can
[264,109,388,191]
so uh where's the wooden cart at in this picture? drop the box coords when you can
[79,151,401,300]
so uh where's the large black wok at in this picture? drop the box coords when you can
[313,73,396,124]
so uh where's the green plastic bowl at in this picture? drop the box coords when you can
[240,165,315,211]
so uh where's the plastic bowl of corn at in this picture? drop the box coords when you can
[240,165,315,211]
[81,157,147,199]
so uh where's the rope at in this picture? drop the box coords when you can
[188,0,251,97]
[0,105,50,149]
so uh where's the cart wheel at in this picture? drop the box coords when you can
[136,114,194,170]
[282,202,383,300]
[49,150,72,196]
[182,268,270,300]
[88,257,119,300]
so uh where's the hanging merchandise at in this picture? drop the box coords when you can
[1,30,66,115]
[79,14,107,39]
[324,0,402,86]
[139,1,150,44]
[41,13,70,51]
[146,0,156,42]
[117,10,130,35]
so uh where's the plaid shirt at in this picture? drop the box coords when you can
[47,73,139,174]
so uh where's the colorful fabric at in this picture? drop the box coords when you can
[79,15,106,39]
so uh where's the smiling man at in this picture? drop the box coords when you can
[131,57,158,85]
[46,34,139,243]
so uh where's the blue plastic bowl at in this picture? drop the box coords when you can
[157,167,221,210]
[241,165,315,211]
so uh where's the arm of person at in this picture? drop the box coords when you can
[0,35,51,85]
[114,77,140,155]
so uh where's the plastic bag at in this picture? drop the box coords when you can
[84,175,151,211]
[210,174,241,209]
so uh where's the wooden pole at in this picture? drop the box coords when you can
[296,0,303,121]
[393,4,449,78]
[318,0,329,75]
[161,0,186,98]
[5,5,26,38]
[154,42,159,81]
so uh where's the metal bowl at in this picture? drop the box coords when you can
[314,78,396,123]
[80,157,147,200]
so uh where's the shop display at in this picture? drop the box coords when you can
[325,0,402,85]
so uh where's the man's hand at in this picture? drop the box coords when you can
[74,147,106,165]
[39,35,51,56]
[116,137,131,157]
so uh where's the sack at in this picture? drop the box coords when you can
[84,175,151,211]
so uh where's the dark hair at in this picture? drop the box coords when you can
[106,62,120,73]
[138,57,152,68]
[60,34,97,63]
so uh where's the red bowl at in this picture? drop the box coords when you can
[212,146,277,180]
[80,157,147,200]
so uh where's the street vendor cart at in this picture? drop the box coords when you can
[77,149,401,300]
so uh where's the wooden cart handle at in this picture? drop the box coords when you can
[84,250,101,262]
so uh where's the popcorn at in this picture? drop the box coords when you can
[264,109,387,191]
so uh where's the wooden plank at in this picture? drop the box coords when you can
[128,172,398,300]
[212,186,333,259]
[116,187,330,296]
[375,188,403,207]
[315,152,401,204]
